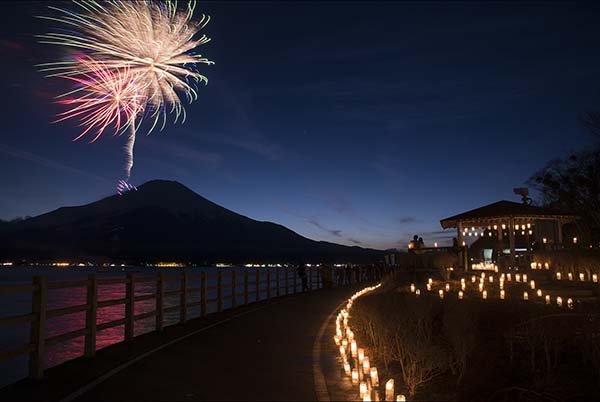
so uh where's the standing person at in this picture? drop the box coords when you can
[418,237,425,249]
[297,263,309,292]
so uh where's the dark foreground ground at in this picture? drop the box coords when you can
[0,285,364,401]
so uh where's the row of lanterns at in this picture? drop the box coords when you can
[334,284,406,401]
[409,273,575,309]
[462,223,534,238]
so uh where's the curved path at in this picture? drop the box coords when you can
[0,285,363,401]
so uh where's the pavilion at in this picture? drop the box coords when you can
[440,200,578,269]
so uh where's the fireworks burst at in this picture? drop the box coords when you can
[39,0,213,181]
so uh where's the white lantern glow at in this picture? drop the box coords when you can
[545,295,551,304]
[445,283,450,292]
[523,291,529,301]
[594,274,598,283]
[530,280,535,290]
[396,395,406,402]
[370,367,379,387]
[556,272,562,280]
[523,274,527,282]
[500,289,505,300]
[557,297,563,307]
[426,283,432,291]
[385,379,394,402]
[410,283,415,293]
[471,275,476,283]
[360,381,368,398]
[352,369,359,384]
[439,289,444,299]
[351,341,358,358]
[458,290,464,300]
[415,289,421,296]
[536,289,542,297]
[568,273,573,281]
[567,298,574,309]
[579,273,585,282]
[482,290,488,299]
[344,362,351,376]
[507,273,512,281]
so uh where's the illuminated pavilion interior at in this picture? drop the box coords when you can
[440,201,578,269]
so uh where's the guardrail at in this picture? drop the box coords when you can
[0,265,381,380]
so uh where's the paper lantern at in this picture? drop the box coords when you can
[556,272,562,280]
[360,381,368,398]
[410,284,415,293]
[482,290,488,299]
[352,369,359,384]
[568,273,573,281]
[471,275,476,283]
[363,357,370,373]
[370,367,379,387]
[507,273,512,281]
[515,274,521,282]
[500,290,505,300]
[351,341,358,358]
[523,292,529,301]
[567,298,574,310]
[544,262,549,270]
[396,396,406,402]
[557,297,563,307]
[545,295,551,305]
[385,379,394,402]
[344,362,351,376]
[530,280,535,290]
[428,278,433,285]
[426,283,432,291]
[445,283,450,292]
[536,289,542,297]
[579,273,585,282]
[439,289,444,299]
[523,274,527,282]
[415,289,421,296]
[358,348,365,363]
[594,274,598,283]
[489,276,494,283]
[458,290,464,300]
[461,282,466,291]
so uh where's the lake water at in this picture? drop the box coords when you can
[0,266,302,387]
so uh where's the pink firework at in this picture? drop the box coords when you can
[54,56,147,143]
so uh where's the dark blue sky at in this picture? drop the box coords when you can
[1,1,600,250]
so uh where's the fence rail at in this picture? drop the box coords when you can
[0,265,383,380]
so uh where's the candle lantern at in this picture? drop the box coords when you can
[471,275,476,283]
[523,274,527,282]
[410,283,415,293]
[363,395,371,402]
[536,289,542,297]
[445,283,450,292]
[385,379,394,402]
[426,283,432,291]
[439,289,444,299]
[344,362,351,376]
[489,276,494,283]
[370,367,379,387]
[358,348,365,363]
[557,297,563,307]
[500,289,505,300]
[568,273,573,281]
[545,295,551,304]
[544,262,549,270]
[360,381,368,398]
[530,262,537,270]
[482,290,488,299]
[339,346,346,357]
[458,290,464,300]
[352,369,359,384]
[567,298,574,309]
[428,278,433,285]
[556,272,562,280]
[523,291,529,301]
[363,357,370,373]
[415,289,421,296]
[515,273,520,282]
[351,341,358,358]
[396,395,406,402]
[507,273,512,281]
[530,280,535,290]
[478,283,483,292]
[579,273,585,282]
[594,274,599,283]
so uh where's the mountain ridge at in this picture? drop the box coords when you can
[0,180,381,263]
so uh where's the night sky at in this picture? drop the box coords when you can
[1,1,600,250]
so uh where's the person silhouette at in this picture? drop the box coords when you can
[297,263,309,292]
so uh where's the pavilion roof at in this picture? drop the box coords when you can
[440,200,577,229]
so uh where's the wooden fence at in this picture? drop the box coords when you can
[0,265,379,380]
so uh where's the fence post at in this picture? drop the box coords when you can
[244,270,249,305]
[180,272,188,323]
[29,276,47,379]
[125,274,135,343]
[84,274,98,358]
[256,270,260,302]
[266,270,271,299]
[232,270,237,308]
[276,270,280,297]
[317,268,321,289]
[217,270,223,312]
[285,268,289,295]
[200,272,207,318]
[156,272,164,331]
[293,269,297,293]
[309,268,313,290]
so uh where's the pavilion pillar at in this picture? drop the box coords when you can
[509,217,516,266]
[457,222,463,246]
[557,219,563,245]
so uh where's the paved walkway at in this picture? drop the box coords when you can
[1,285,365,401]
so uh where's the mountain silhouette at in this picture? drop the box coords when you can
[0,180,381,263]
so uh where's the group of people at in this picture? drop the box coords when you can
[409,234,425,249]
[296,263,384,291]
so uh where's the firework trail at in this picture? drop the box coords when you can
[39,0,213,181]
